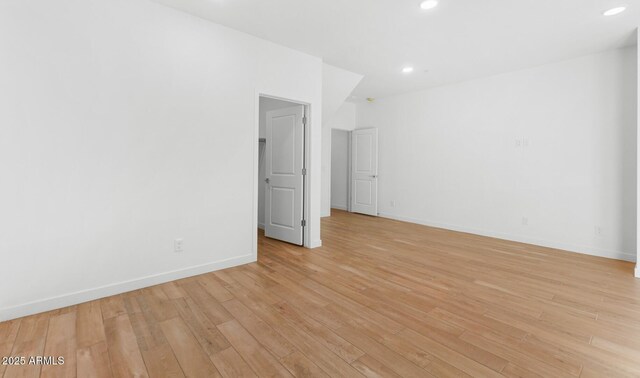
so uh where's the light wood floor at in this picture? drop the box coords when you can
[2,210,640,377]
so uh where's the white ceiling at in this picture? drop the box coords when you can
[154,0,639,98]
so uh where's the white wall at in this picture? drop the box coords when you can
[358,47,637,262]
[331,130,350,210]
[0,0,323,320]
[258,97,298,228]
[322,66,363,130]
[327,102,358,132]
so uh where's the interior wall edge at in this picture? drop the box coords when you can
[0,253,255,322]
[378,212,637,263]
[636,27,639,274]
[309,239,323,248]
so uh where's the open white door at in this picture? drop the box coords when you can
[265,105,305,245]
[351,128,378,216]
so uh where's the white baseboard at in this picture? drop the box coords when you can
[378,212,636,263]
[331,205,348,211]
[309,239,322,248]
[0,254,255,322]
[258,222,265,230]
[635,264,640,278]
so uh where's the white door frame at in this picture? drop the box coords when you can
[253,92,313,259]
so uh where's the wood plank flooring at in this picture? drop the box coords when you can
[2,210,640,377]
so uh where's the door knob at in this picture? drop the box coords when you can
[265,178,270,184]
[370,175,378,178]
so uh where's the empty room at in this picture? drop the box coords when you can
[1,0,639,377]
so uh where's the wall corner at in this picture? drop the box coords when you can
[637,27,640,270]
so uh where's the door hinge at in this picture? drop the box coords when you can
[302,168,307,176]
[301,219,306,227]
[302,116,307,125]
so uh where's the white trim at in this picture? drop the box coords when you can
[309,239,323,248]
[0,254,254,322]
[253,92,261,261]
[379,212,637,263]
[635,264,640,278]
[256,91,314,249]
[331,205,348,211]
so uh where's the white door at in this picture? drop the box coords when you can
[351,128,378,216]
[265,105,305,245]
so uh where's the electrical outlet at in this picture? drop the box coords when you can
[522,217,528,226]
[594,226,603,236]
[174,239,184,253]
[390,200,396,207]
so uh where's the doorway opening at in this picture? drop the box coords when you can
[256,95,310,252]
[330,127,379,216]
[330,129,350,212]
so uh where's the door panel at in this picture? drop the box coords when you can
[270,187,295,228]
[265,105,305,245]
[354,180,373,206]
[355,134,373,172]
[351,128,378,216]
[271,115,296,174]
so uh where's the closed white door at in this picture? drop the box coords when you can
[351,128,378,216]
[265,105,305,245]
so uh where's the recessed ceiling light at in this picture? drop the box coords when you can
[603,6,626,16]
[420,0,438,10]
[402,66,414,73]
